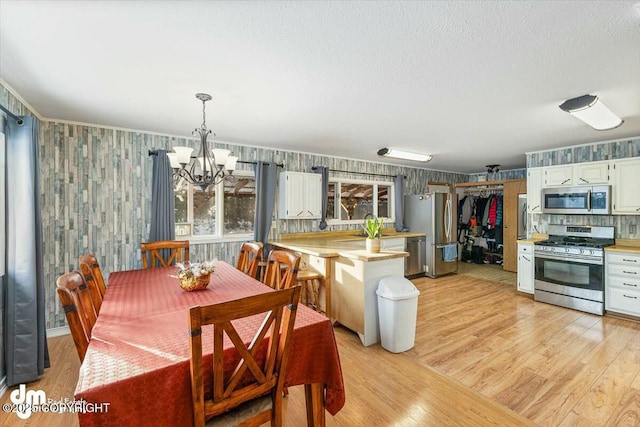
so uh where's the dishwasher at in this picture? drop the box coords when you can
[405,236,426,277]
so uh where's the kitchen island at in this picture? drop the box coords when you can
[269,230,422,346]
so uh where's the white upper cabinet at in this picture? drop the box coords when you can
[544,165,574,186]
[543,161,610,187]
[527,167,543,213]
[574,160,610,185]
[278,172,322,219]
[611,157,640,215]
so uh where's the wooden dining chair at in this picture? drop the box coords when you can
[78,253,106,313]
[188,286,301,427]
[56,271,98,361]
[236,241,263,279]
[140,240,190,269]
[261,250,300,291]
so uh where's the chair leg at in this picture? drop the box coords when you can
[311,279,320,312]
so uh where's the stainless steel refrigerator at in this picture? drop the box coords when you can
[517,194,527,239]
[404,193,458,278]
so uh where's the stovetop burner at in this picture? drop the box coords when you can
[535,225,615,257]
[534,239,613,249]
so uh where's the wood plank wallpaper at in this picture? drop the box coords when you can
[2,81,639,331]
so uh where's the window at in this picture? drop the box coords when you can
[175,172,256,241]
[326,177,394,224]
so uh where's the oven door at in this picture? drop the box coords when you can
[534,252,603,291]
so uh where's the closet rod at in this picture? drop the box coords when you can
[314,166,405,179]
[0,104,24,125]
[455,179,506,188]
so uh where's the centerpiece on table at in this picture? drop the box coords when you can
[363,215,383,253]
[176,260,217,291]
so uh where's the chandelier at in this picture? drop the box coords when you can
[166,93,238,191]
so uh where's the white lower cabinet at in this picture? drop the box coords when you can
[517,242,534,294]
[605,251,640,316]
[381,237,405,252]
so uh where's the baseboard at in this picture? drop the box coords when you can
[47,326,70,337]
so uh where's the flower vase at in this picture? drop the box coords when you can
[366,238,380,253]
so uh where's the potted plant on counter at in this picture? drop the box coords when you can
[363,215,383,253]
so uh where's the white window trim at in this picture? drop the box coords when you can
[176,170,256,244]
[326,176,395,226]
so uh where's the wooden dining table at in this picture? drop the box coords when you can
[74,261,345,426]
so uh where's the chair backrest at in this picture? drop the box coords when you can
[236,241,264,279]
[261,250,300,290]
[140,240,190,269]
[188,286,301,427]
[78,253,106,313]
[56,271,97,361]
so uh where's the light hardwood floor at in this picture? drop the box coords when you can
[3,265,639,426]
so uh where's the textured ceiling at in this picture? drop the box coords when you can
[1,1,639,173]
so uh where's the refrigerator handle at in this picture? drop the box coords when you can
[444,195,452,241]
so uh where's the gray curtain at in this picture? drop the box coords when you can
[4,115,50,386]
[394,174,409,232]
[148,150,175,259]
[253,161,278,248]
[312,166,329,230]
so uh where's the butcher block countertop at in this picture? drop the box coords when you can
[516,233,549,244]
[605,239,640,254]
[269,229,423,262]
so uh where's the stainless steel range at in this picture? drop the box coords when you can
[534,224,615,315]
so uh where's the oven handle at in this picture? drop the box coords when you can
[534,251,603,265]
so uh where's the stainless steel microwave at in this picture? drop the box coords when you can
[542,185,611,215]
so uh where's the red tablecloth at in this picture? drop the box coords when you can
[74,262,345,426]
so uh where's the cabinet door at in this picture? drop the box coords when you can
[612,157,640,215]
[279,172,322,219]
[575,161,610,185]
[517,243,534,294]
[527,168,543,213]
[304,174,322,218]
[381,237,405,251]
[279,172,305,218]
[502,180,527,272]
[544,165,573,186]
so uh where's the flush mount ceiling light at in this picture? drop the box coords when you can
[377,148,432,162]
[166,93,239,191]
[559,94,624,131]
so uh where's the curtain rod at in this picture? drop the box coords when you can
[0,104,24,125]
[314,166,405,179]
[147,150,284,168]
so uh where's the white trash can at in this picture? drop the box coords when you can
[376,276,420,353]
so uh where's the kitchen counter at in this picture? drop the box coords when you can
[605,238,640,254]
[517,233,548,244]
[269,229,422,261]
[270,229,420,346]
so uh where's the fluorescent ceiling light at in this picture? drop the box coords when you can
[377,148,432,162]
[559,94,623,131]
